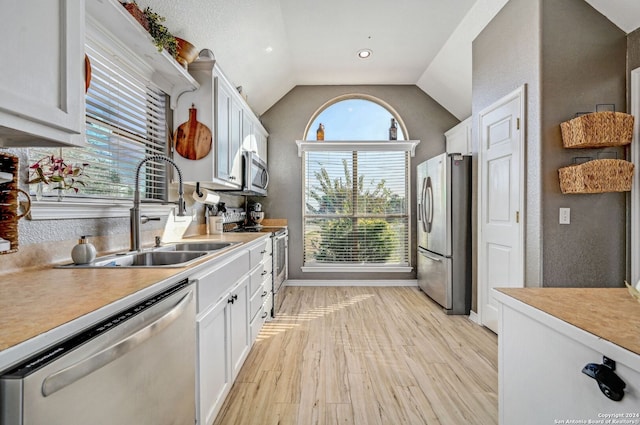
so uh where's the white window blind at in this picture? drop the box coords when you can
[30,41,169,201]
[303,148,410,268]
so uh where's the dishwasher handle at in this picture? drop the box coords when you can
[41,289,194,397]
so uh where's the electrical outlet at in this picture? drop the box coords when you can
[559,208,570,225]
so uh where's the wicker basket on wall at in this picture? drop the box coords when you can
[560,111,634,148]
[558,159,634,194]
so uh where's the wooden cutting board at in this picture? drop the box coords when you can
[174,105,212,160]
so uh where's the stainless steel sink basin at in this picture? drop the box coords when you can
[57,250,210,268]
[164,242,237,252]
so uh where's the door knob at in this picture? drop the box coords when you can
[582,356,626,401]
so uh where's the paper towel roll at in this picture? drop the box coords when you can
[192,188,220,205]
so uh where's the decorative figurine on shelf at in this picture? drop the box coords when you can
[389,118,398,140]
[316,123,325,141]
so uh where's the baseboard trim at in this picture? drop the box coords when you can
[285,279,418,287]
[468,310,479,324]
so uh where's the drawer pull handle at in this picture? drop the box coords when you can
[261,271,268,276]
[260,249,267,254]
[582,356,626,402]
[261,311,268,319]
[262,291,267,297]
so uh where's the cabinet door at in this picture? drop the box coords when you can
[256,131,268,164]
[197,297,231,425]
[229,99,243,185]
[445,117,472,155]
[215,76,232,182]
[0,0,85,147]
[229,275,250,379]
[242,112,256,153]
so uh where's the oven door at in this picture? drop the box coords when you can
[272,230,288,314]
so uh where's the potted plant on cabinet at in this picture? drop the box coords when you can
[121,1,178,58]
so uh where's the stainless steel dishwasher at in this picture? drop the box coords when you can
[0,279,196,425]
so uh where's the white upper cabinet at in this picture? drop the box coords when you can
[174,59,268,189]
[445,117,472,155]
[0,0,199,148]
[0,0,85,147]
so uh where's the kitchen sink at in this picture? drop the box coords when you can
[158,241,238,252]
[57,250,210,268]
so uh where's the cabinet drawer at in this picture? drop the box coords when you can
[250,262,271,295]
[263,292,273,321]
[262,271,273,293]
[250,305,264,343]
[196,251,250,313]
[249,238,272,267]
[249,282,268,321]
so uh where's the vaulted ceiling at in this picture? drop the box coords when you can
[135,0,640,120]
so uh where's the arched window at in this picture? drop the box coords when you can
[304,96,407,141]
[300,95,413,272]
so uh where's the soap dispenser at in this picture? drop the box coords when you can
[72,235,96,265]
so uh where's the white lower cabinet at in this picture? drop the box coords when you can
[498,297,640,424]
[229,276,250,379]
[197,295,231,425]
[194,236,272,425]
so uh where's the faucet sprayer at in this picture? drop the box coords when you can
[130,155,186,251]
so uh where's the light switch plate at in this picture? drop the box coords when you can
[559,207,570,224]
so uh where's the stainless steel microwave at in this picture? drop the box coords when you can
[241,151,268,196]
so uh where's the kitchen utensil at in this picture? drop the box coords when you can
[85,54,92,93]
[174,105,212,160]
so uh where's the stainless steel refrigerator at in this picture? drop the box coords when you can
[417,152,471,315]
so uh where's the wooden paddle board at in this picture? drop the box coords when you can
[174,105,212,160]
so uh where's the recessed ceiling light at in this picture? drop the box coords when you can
[265,46,273,53]
[357,49,372,59]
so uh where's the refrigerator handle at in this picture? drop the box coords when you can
[425,177,433,233]
[418,247,443,262]
[420,177,427,232]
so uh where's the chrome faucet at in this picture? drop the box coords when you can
[130,155,186,251]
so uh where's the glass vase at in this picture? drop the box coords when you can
[35,182,43,201]
[56,184,65,202]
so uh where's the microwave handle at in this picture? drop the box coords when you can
[262,168,269,189]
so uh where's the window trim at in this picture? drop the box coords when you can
[300,265,413,273]
[28,200,175,220]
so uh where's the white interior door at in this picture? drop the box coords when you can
[478,86,525,334]
[631,67,640,285]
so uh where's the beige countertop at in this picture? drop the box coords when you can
[0,232,269,369]
[496,287,640,356]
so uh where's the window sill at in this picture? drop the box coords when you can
[27,199,176,220]
[301,265,413,273]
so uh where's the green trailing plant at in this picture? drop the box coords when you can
[143,6,178,58]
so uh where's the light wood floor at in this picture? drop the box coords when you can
[213,286,498,425]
